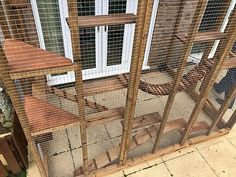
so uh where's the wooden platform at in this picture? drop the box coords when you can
[176,31,226,44]
[67,13,136,28]
[24,95,124,136]
[4,39,75,79]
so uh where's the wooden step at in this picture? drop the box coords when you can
[67,13,136,28]
[4,39,75,79]
[176,31,226,44]
[74,118,187,176]
[120,112,162,130]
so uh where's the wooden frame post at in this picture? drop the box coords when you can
[0,47,47,177]
[226,109,236,129]
[119,0,153,165]
[207,83,236,134]
[67,0,89,175]
[152,0,208,152]
[181,9,236,145]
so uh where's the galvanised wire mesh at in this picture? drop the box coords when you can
[0,0,236,177]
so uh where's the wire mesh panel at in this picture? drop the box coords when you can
[0,0,236,177]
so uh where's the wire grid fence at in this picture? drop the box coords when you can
[0,0,236,177]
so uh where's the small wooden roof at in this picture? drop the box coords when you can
[24,95,79,135]
[4,39,75,79]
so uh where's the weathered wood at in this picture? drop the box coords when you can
[4,39,75,79]
[181,9,236,145]
[153,0,208,153]
[120,112,161,130]
[175,31,226,43]
[119,0,153,165]
[46,86,109,112]
[0,135,21,173]
[67,13,136,28]
[207,83,236,135]
[0,161,8,177]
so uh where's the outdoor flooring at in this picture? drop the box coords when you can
[27,69,236,177]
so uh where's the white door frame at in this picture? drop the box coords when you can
[31,0,159,85]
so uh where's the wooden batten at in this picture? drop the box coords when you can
[67,13,136,28]
[175,31,226,44]
[153,0,209,153]
[180,9,236,145]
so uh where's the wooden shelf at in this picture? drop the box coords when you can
[67,13,136,28]
[4,39,75,79]
[176,31,226,44]
[25,95,124,136]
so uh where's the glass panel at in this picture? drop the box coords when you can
[37,0,64,56]
[107,0,126,66]
[77,0,95,16]
[77,0,96,70]
[79,27,96,70]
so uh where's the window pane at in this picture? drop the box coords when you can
[37,0,64,56]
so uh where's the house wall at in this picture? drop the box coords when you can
[148,0,198,69]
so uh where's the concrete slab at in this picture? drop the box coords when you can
[199,141,236,177]
[165,151,217,177]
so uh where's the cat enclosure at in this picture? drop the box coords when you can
[0,0,236,177]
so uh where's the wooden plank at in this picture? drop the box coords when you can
[0,161,8,177]
[119,0,153,166]
[46,86,109,112]
[207,83,236,135]
[26,95,124,136]
[120,112,161,130]
[0,136,21,173]
[67,13,136,28]
[175,31,226,44]
[4,39,75,78]
[180,9,236,145]
[153,0,209,153]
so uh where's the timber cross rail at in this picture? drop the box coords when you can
[0,0,236,177]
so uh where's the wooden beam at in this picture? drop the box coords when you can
[68,0,89,174]
[175,31,226,43]
[120,112,162,130]
[226,109,236,129]
[46,86,109,112]
[180,9,236,145]
[119,0,153,165]
[153,0,209,153]
[67,13,136,28]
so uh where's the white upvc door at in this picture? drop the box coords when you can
[31,0,157,85]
